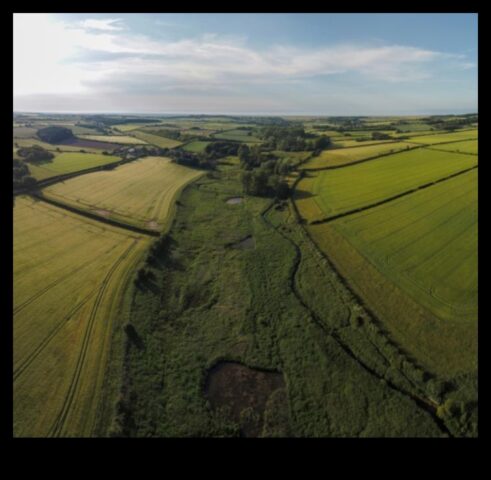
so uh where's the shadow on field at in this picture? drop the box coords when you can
[294,189,315,200]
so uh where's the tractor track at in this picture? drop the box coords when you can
[14,289,98,381]
[48,241,137,437]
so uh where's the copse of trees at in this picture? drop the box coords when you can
[37,126,74,144]
[17,145,54,163]
[372,132,392,140]
[13,158,36,189]
[204,141,240,158]
[164,148,217,170]
[241,170,290,199]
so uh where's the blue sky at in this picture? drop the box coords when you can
[14,13,477,115]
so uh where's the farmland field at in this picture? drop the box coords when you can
[425,139,478,154]
[306,168,477,375]
[78,134,148,145]
[13,137,108,154]
[43,156,204,230]
[213,129,261,142]
[14,196,150,437]
[405,129,478,144]
[131,130,182,148]
[303,141,413,169]
[182,141,211,152]
[13,126,38,138]
[295,148,478,222]
[27,152,121,180]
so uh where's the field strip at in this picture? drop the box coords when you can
[32,193,160,237]
[14,289,98,381]
[405,137,477,147]
[302,144,424,171]
[308,165,478,225]
[48,241,137,438]
[423,146,478,156]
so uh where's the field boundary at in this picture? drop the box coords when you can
[30,193,160,237]
[307,165,478,225]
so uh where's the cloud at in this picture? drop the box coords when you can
[13,14,476,113]
[78,18,124,31]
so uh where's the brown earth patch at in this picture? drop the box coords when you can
[93,209,111,217]
[146,221,160,230]
[204,361,287,437]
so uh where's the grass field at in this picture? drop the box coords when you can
[13,126,38,138]
[303,141,413,169]
[27,152,121,180]
[213,129,261,143]
[306,169,477,376]
[13,137,108,154]
[14,196,150,437]
[131,130,182,148]
[182,141,211,153]
[425,139,478,155]
[295,148,478,221]
[114,122,164,132]
[406,129,478,144]
[78,134,148,145]
[43,156,203,230]
[332,139,396,148]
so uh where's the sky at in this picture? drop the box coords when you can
[13,13,478,115]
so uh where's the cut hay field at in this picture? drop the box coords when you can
[406,129,478,145]
[14,196,150,437]
[426,139,478,155]
[303,141,413,169]
[13,126,38,138]
[332,139,396,148]
[295,148,478,222]
[27,152,121,180]
[131,130,182,148]
[306,168,477,376]
[43,156,204,230]
[114,122,164,132]
[78,134,148,145]
[182,141,211,153]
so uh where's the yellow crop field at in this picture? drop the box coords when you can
[303,141,413,169]
[131,130,182,148]
[14,196,151,437]
[43,156,203,230]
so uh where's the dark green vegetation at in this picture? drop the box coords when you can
[37,126,74,144]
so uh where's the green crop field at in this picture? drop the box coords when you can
[406,129,478,144]
[131,130,182,148]
[14,196,150,437]
[425,139,478,155]
[43,156,204,230]
[213,129,261,142]
[13,137,107,154]
[27,152,121,180]
[303,141,413,169]
[295,148,477,222]
[332,138,396,148]
[306,169,477,376]
[78,134,148,145]
[182,141,211,153]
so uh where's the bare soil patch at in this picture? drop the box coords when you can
[93,209,111,217]
[226,197,244,205]
[146,221,160,230]
[204,361,286,437]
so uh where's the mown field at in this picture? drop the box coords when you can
[295,148,478,222]
[131,130,182,148]
[27,152,121,180]
[303,141,413,169]
[43,157,203,230]
[406,129,478,144]
[79,134,148,145]
[14,196,150,437]
[425,139,478,155]
[306,169,477,376]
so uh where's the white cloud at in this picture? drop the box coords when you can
[78,18,124,31]
[13,13,476,113]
